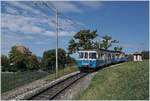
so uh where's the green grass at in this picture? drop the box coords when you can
[1,71,49,93]
[46,66,78,81]
[1,66,78,93]
[76,60,149,100]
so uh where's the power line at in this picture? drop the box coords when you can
[59,12,87,29]
[35,1,88,31]
[40,1,87,29]
[33,2,54,21]
[34,2,67,31]
[33,1,59,78]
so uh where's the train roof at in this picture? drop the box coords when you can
[78,49,125,54]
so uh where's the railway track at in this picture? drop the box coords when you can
[27,72,87,100]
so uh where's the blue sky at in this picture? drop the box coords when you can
[1,1,149,57]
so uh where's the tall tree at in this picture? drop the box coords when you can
[66,54,76,66]
[27,55,40,70]
[101,35,119,50]
[114,47,118,51]
[114,46,123,51]
[93,41,103,49]
[42,48,67,71]
[68,29,97,54]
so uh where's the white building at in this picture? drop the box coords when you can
[133,52,142,61]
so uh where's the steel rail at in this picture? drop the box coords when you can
[27,72,87,100]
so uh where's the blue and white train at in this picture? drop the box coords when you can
[77,49,127,71]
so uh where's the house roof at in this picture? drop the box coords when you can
[133,52,142,55]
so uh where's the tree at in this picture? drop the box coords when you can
[1,55,10,71]
[9,46,27,71]
[141,50,149,59]
[126,54,133,61]
[92,41,104,49]
[118,47,123,51]
[114,47,118,51]
[101,35,119,50]
[68,39,78,54]
[9,46,40,71]
[27,55,40,70]
[42,48,67,71]
[114,46,123,51]
[68,29,97,54]
[66,54,76,66]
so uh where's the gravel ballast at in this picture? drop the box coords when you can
[54,72,98,100]
[1,71,80,100]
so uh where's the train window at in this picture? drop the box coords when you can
[85,52,88,59]
[98,52,101,59]
[112,54,115,58]
[108,54,110,59]
[101,53,104,60]
[79,52,83,58]
[89,53,96,59]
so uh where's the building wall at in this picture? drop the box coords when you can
[16,45,32,55]
[133,55,142,61]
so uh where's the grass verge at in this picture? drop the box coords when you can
[46,66,78,81]
[76,60,149,100]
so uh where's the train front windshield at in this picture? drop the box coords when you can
[79,52,88,59]
[79,51,97,59]
[89,52,96,59]
[79,52,84,58]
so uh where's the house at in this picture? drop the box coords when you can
[15,45,32,55]
[133,52,142,61]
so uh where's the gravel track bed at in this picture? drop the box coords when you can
[53,72,97,100]
[2,71,80,100]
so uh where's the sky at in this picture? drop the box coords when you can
[1,1,149,57]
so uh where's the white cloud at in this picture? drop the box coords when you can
[1,1,85,55]
[1,13,49,34]
[1,29,36,55]
[1,32,23,55]
[43,30,75,37]
[35,41,46,45]
[6,1,41,15]
[79,1,103,9]
[59,31,75,36]
[1,13,79,36]
[6,6,18,14]
[49,1,82,13]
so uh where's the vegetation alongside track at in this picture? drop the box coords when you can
[47,66,78,81]
[1,66,78,93]
[1,71,49,93]
[76,60,149,100]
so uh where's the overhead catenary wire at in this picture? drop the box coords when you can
[42,1,87,29]
[33,1,59,77]
[33,2,72,31]
[34,2,122,50]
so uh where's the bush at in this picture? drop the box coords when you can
[1,55,10,72]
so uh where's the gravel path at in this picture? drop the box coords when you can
[54,72,97,100]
